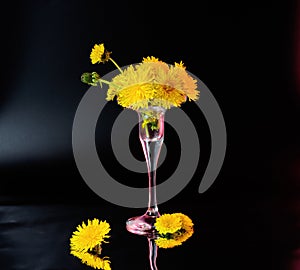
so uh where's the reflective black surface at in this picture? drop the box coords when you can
[1,0,300,269]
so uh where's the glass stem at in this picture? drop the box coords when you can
[139,136,163,216]
[148,237,158,270]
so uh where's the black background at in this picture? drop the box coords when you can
[1,0,300,269]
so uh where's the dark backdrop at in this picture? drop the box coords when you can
[1,0,300,269]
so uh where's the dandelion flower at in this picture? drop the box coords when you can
[154,213,194,249]
[106,59,198,110]
[83,42,200,111]
[71,250,111,270]
[154,237,183,249]
[70,218,112,269]
[70,218,111,252]
[81,42,200,130]
[90,43,111,64]
[174,61,186,69]
[142,56,161,63]
[154,213,182,234]
[90,44,105,64]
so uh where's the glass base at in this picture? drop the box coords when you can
[126,213,159,237]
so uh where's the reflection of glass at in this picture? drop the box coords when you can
[126,106,165,237]
[148,237,158,270]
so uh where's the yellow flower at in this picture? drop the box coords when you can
[106,60,198,110]
[90,44,105,64]
[70,218,111,252]
[154,213,194,249]
[174,61,186,69]
[71,250,111,270]
[142,56,161,62]
[175,212,194,228]
[154,213,182,234]
[82,42,200,110]
[70,218,112,269]
[154,237,183,249]
[90,43,111,64]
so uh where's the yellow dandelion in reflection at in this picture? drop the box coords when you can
[70,218,112,269]
[71,250,111,270]
[154,237,183,249]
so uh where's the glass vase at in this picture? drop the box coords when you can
[126,105,165,237]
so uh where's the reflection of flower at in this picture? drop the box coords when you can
[154,213,194,248]
[71,250,111,270]
[70,218,111,270]
[81,43,200,129]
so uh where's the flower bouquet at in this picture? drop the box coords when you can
[81,43,199,236]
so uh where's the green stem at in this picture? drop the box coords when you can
[99,79,112,85]
[109,58,123,73]
[98,79,119,88]
[144,122,150,138]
